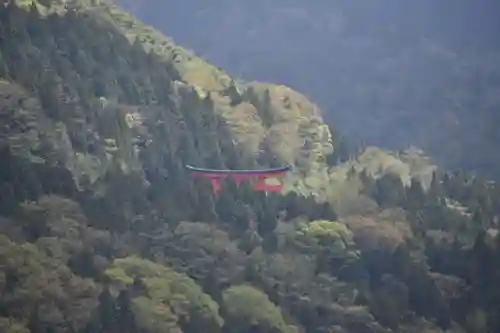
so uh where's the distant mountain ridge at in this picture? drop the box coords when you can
[1,1,500,333]
[121,0,500,179]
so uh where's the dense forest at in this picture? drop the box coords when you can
[123,0,500,179]
[0,0,500,333]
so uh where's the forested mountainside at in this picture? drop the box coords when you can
[122,0,500,179]
[1,1,500,333]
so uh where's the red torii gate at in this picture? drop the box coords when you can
[185,165,291,195]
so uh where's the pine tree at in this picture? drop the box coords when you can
[98,287,116,332]
[115,290,138,333]
[258,89,274,128]
[224,80,242,106]
[405,177,426,210]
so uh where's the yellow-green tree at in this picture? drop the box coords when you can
[105,256,223,333]
[296,220,355,251]
[222,284,297,333]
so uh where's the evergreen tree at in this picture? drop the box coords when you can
[372,172,406,207]
[405,177,426,210]
[115,290,138,333]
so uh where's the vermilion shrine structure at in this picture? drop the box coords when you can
[185,165,291,195]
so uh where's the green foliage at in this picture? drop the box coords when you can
[0,1,499,333]
[465,309,488,333]
[0,234,99,332]
[296,219,354,250]
[127,0,500,180]
[105,256,224,332]
[0,318,30,333]
[222,284,295,333]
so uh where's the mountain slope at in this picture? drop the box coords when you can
[122,0,500,179]
[0,1,500,333]
[100,1,335,175]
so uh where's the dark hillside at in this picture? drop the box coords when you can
[123,0,500,179]
[0,1,499,333]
